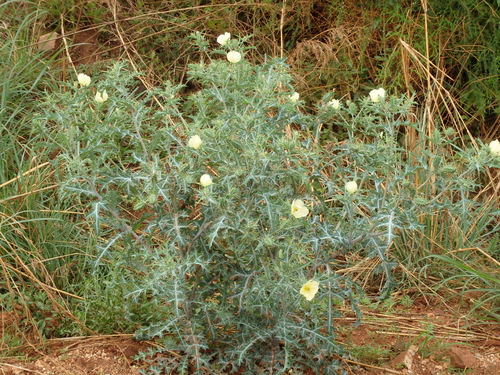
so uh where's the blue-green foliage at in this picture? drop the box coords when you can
[35,32,500,373]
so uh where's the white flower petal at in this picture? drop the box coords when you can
[217,32,231,45]
[289,92,300,103]
[77,73,91,87]
[345,181,358,194]
[291,199,309,218]
[300,280,319,301]
[188,135,202,149]
[200,174,213,187]
[369,87,385,103]
[328,99,340,110]
[227,51,242,63]
[489,139,500,156]
[95,90,108,103]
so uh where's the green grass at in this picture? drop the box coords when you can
[349,343,393,365]
[0,0,97,345]
[0,0,498,370]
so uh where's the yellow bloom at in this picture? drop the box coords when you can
[369,88,386,103]
[300,280,319,301]
[95,90,108,103]
[328,99,340,110]
[200,174,213,187]
[489,139,500,157]
[188,135,202,149]
[217,32,230,45]
[291,199,309,218]
[227,51,242,63]
[289,92,300,103]
[77,73,91,87]
[345,180,358,194]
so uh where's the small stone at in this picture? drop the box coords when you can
[37,32,60,51]
[433,307,445,316]
[391,345,418,370]
[449,347,478,369]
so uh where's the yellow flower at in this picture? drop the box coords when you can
[289,92,300,103]
[489,139,500,157]
[291,199,309,218]
[369,88,386,103]
[300,280,319,301]
[200,174,213,187]
[345,180,358,194]
[188,135,202,149]
[95,90,108,103]
[227,51,242,63]
[77,73,91,87]
[217,32,230,45]
[328,99,340,110]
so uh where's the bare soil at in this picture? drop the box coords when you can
[1,297,499,375]
[0,336,147,375]
[3,18,498,375]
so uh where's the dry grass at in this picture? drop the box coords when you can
[1,0,498,358]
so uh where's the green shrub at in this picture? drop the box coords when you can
[36,32,500,373]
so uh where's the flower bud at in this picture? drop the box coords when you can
[289,92,300,103]
[200,174,213,187]
[489,139,500,157]
[227,51,242,63]
[345,180,358,194]
[188,135,202,149]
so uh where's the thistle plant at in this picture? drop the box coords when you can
[35,32,500,374]
[315,88,500,280]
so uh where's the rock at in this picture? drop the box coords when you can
[449,346,478,369]
[37,32,60,51]
[391,345,418,370]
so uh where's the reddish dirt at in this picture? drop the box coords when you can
[0,335,149,375]
[1,299,499,375]
[336,296,500,375]
[4,17,499,375]
[339,318,500,375]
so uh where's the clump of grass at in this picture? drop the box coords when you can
[0,0,97,345]
[0,0,499,372]
[349,343,393,365]
[427,251,500,323]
